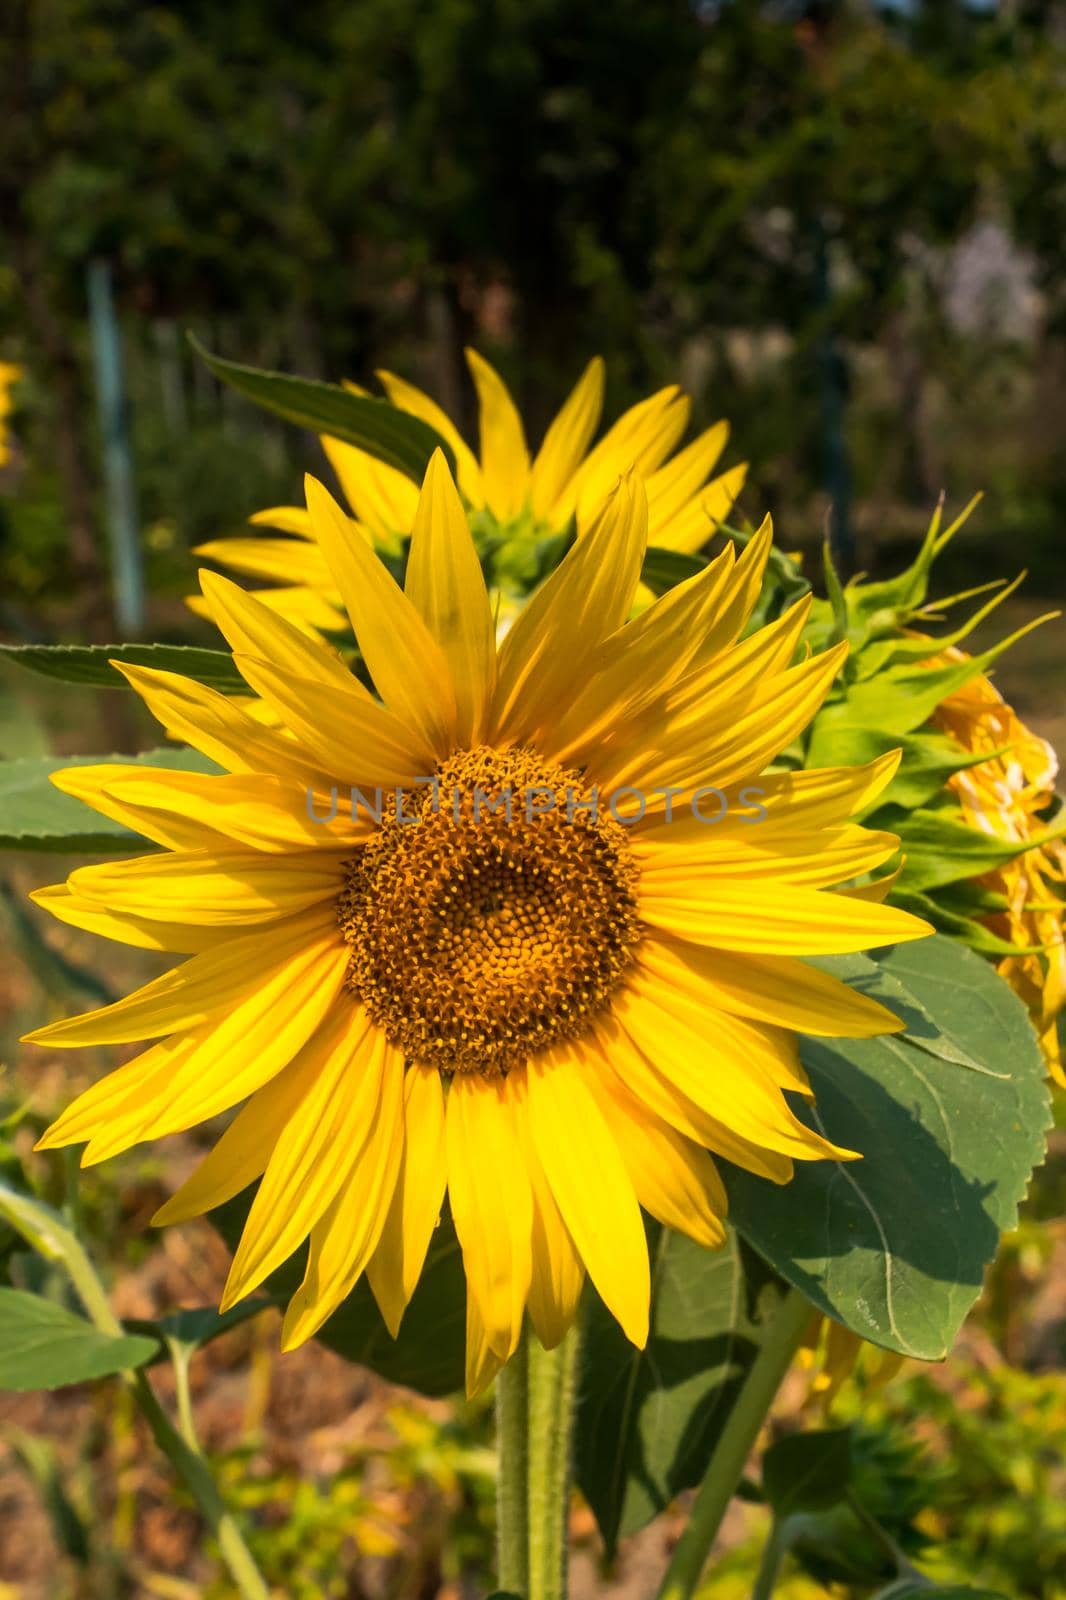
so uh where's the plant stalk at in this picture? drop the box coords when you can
[495,1331,531,1598]
[495,1316,583,1600]
[0,1181,270,1600]
[656,1286,812,1600]
[526,1319,582,1600]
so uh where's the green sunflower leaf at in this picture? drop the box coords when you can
[805,725,1007,815]
[889,889,1042,958]
[639,546,707,596]
[762,1426,853,1517]
[575,1226,790,1553]
[0,1288,159,1390]
[890,804,1066,893]
[725,936,1050,1361]
[0,747,218,853]
[0,643,247,695]
[190,338,455,481]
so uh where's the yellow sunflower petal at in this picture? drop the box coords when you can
[626,963,812,1098]
[67,850,342,927]
[636,751,902,839]
[548,544,739,762]
[47,763,229,853]
[24,905,339,1048]
[465,347,530,520]
[612,985,854,1162]
[233,654,433,786]
[655,462,749,554]
[446,1071,533,1360]
[645,420,729,541]
[515,1107,585,1350]
[366,1064,448,1338]
[103,769,367,854]
[221,1004,382,1307]
[465,1292,505,1398]
[320,434,419,542]
[585,1064,728,1249]
[305,474,457,755]
[566,387,690,530]
[152,1037,338,1225]
[524,1047,649,1348]
[638,935,905,1039]
[200,582,347,636]
[280,1029,405,1347]
[529,356,605,523]
[636,826,900,892]
[603,591,815,768]
[563,518,772,768]
[641,878,932,956]
[248,505,317,537]
[606,640,849,794]
[38,931,347,1159]
[376,368,485,505]
[30,884,229,954]
[193,535,340,591]
[111,663,330,788]
[492,473,648,745]
[197,570,359,694]
[404,451,496,745]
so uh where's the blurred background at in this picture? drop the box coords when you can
[2,1,1066,1596]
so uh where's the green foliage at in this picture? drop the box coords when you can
[761,1428,853,1520]
[193,341,455,481]
[0,1287,158,1390]
[726,938,1050,1361]
[576,1227,788,1552]
[0,746,217,851]
[836,1363,1066,1598]
[0,641,246,693]
[639,547,708,597]
[889,805,1064,895]
[1,1429,92,1565]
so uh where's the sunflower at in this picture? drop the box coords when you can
[29,457,928,1394]
[188,349,748,634]
[929,653,1066,1085]
[0,360,21,468]
[797,1315,907,1411]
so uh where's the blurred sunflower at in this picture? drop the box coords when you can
[797,1314,907,1410]
[188,349,747,634]
[930,652,1066,1085]
[0,360,22,467]
[30,458,928,1393]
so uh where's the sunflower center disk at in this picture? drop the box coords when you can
[338,746,643,1075]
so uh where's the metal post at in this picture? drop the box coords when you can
[87,258,145,636]
[813,219,855,576]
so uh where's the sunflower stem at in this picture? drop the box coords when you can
[495,1314,583,1600]
[495,1331,531,1597]
[526,1317,582,1600]
[656,1286,812,1600]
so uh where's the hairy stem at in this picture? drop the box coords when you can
[495,1315,584,1600]
[527,1320,582,1600]
[495,1332,531,1597]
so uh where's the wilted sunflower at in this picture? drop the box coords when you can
[188,349,747,633]
[29,457,928,1393]
[929,652,1066,1085]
